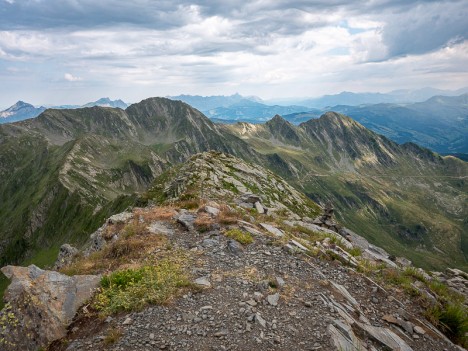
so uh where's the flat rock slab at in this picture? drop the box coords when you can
[0,264,100,351]
[194,277,212,288]
[260,223,284,237]
[328,320,366,351]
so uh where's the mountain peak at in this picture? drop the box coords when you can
[82,98,127,109]
[0,101,45,121]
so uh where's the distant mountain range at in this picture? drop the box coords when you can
[284,94,468,154]
[171,92,468,155]
[0,98,466,273]
[81,97,127,109]
[0,98,128,124]
[2,91,467,155]
[273,87,468,108]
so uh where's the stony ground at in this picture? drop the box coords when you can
[48,205,462,351]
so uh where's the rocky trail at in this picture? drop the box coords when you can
[50,206,465,351]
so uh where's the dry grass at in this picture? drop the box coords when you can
[218,205,238,224]
[104,327,123,345]
[133,206,177,222]
[194,213,214,232]
[60,230,167,276]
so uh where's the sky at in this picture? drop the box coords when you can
[0,0,467,107]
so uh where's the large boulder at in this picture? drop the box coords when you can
[0,265,100,351]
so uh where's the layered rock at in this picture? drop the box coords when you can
[0,265,100,351]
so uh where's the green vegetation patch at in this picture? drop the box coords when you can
[94,257,191,315]
[225,229,254,245]
[426,302,468,348]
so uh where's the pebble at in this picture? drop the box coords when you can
[267,293,280,306]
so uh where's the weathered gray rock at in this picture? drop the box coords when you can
[328,281,360,310]
[227,239,244,256]
[260,223,284,237]
[147,221,174,235]
[53,244,79,270]
[254,201,265,214]
[255,312,267,328]
[356,322,413,351]
[204,206,220,217]
[328,320,366,351]
[108,211,133,224]
[267,293,280,306]
[194,277,211,288]
[0,265,100,351]
[239,194,261,204]
[289,239,309,252]
[177,212,197,230]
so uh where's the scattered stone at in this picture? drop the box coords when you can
[213,330,228,337]
[123,317,132,325]
[383,314,399,325]
[414,326,426,335]
[255,313,267,328]
[260,223,284,237]
[267,293,280,306]
[275,276,285,288]
[194,277,211,288]
[227,239,244,256]
[177,212,196,231]
[328,320,366,351]
[108,211,133,224]
[255,201,265,214]
[204,206,220,217]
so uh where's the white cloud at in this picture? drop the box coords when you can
[0,1,466,105]
[64,73,82,82]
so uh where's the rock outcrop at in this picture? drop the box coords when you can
[0,265,100,351]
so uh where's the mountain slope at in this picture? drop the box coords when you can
[224,113,468,270]
[1,101,466,273]
[0,98,261,266]
[2,152,465,351]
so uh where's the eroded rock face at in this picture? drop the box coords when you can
[0,265,100,351]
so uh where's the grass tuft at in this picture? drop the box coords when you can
[426,302,468,347]
[225,228,253,245]
[104,327,123,345]
[94,256,191,315]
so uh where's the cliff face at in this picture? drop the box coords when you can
[1,152,466,351]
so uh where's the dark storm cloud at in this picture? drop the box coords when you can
[380,1,468,57]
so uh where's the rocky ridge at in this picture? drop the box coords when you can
[0,152,466,351]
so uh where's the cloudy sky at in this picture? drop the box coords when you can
[0,0,467,107]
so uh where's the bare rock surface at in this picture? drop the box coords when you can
[0,265,99,351]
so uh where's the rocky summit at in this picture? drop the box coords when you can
[0,152,466,351]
